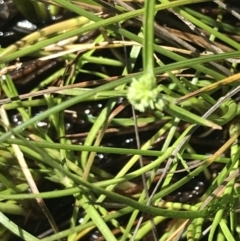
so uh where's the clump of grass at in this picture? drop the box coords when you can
[0,0,240,240]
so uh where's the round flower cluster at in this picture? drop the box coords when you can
[127,76,164,112]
